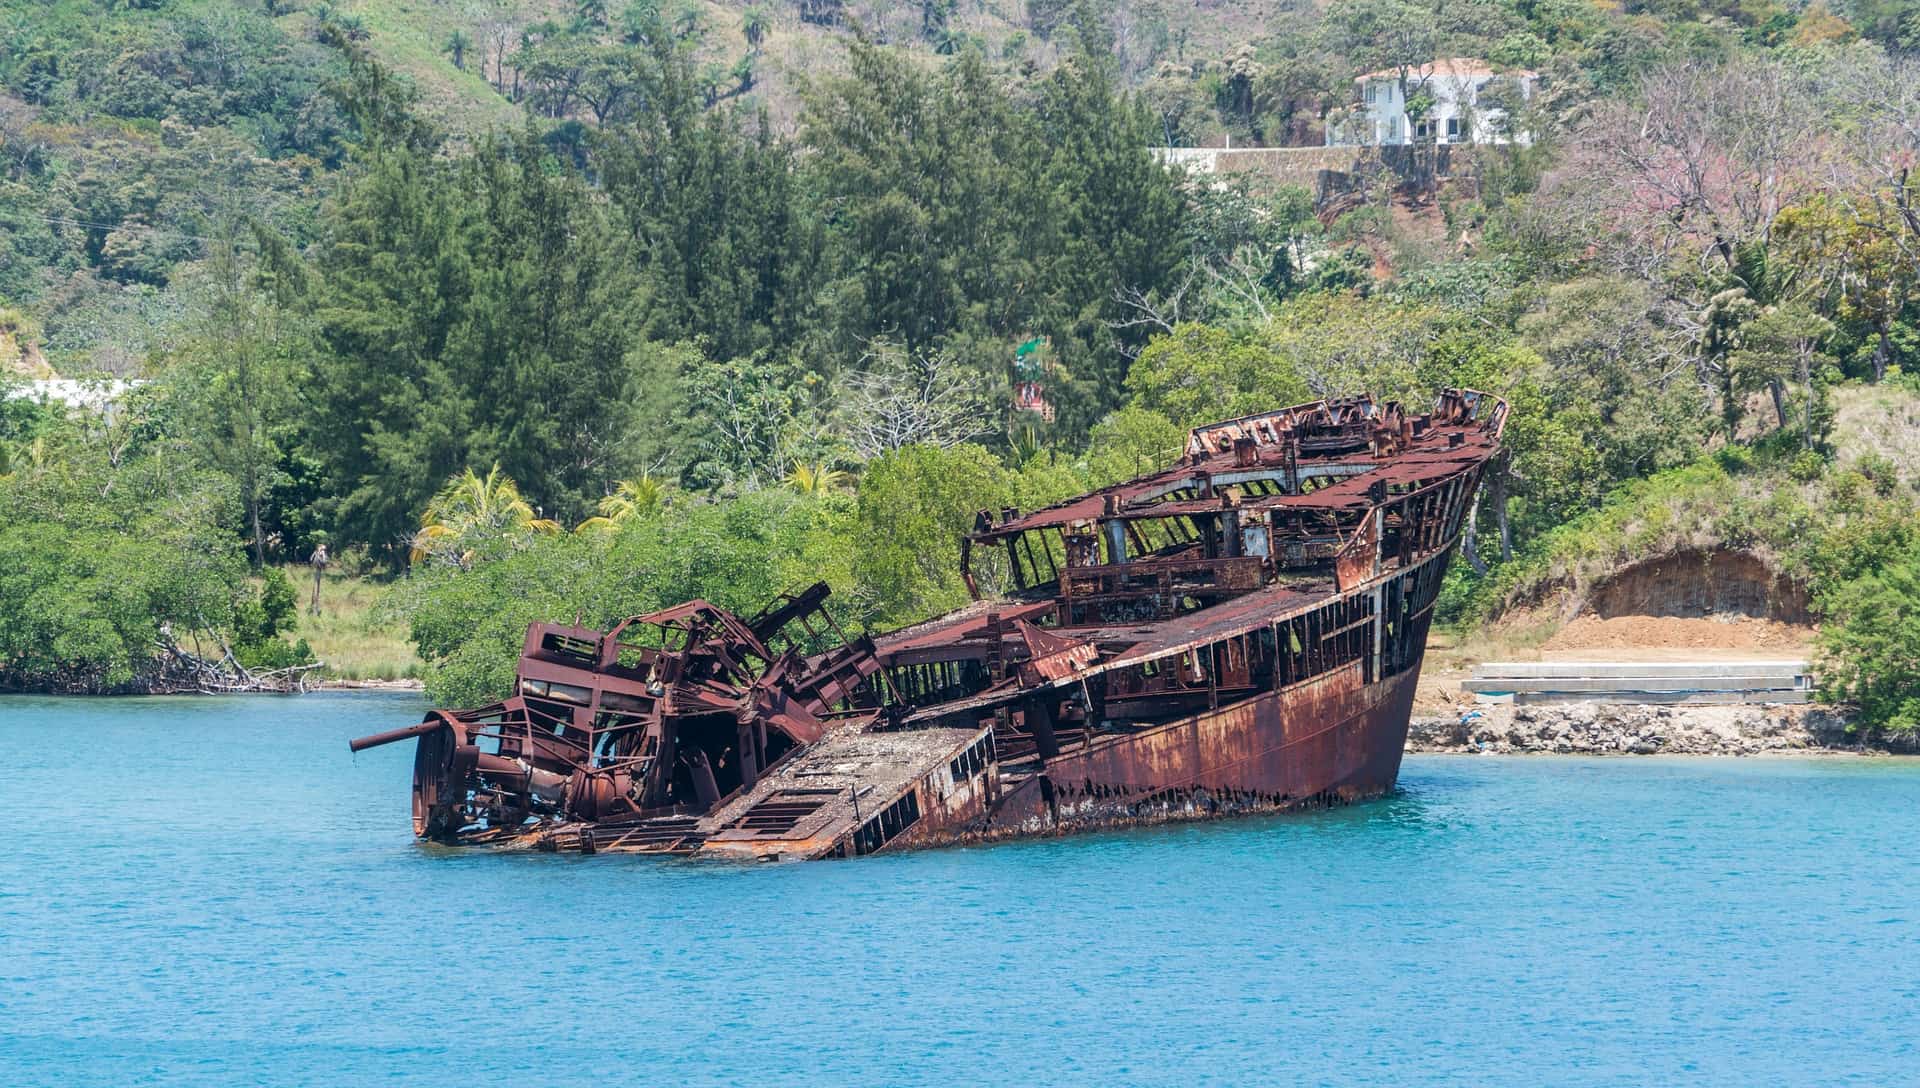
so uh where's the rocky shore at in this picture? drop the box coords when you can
[1408,702,1920,755]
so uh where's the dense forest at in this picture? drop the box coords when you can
[9,0,1920,727]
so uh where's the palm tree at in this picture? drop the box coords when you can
[671,0,706,39]
[412,463,559,567]
[444,29,473,71]
[698,60,726,106]
[1008,421,1044,466]
[782,462,847,497]
[0,435,49,480]
[741,4,770,47]
[574,474,668,533]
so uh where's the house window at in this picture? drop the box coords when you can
[1447,116,1465,139]
[1415,119,1434,140]
[1365,84,1377,105]
[1389,115,1404,142]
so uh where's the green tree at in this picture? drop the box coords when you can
[1700,286,1760,436]
[412,463,561,568]
[305,140,475,557]
[0,413,259,691]
[800,38,1182,428]
[1029,40,1187,430]
[1776,194,1916,383]
[597,43,813,362]
[1084,406,1185,486]
[741,4,770,46]
[166,220,305,569]
[306,128,640,558]
[802,44,1041,361]
[447,131,639,517]
[1125,323,1309,427]
[853,443,1010,625]
[1517,277,1709,486]
[1728,302,1836,447]
[679,350,825,488]
[1324,0,1436,102]
[1816,544,1920,731]
[574,474,670,532]
[444,29,472,70]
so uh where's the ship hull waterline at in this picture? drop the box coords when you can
[912,612,1431,849]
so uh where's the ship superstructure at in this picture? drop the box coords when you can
[350,389,1508,858]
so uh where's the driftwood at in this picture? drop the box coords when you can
[147,637,324,695]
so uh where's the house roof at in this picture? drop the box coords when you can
[1356,58,1536,83]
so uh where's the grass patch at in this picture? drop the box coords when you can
[279,565,421,683]
[1829,381,1920,483]
[330,0,520,135]
[1428,616,1558,667]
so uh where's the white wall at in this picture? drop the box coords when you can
[1328,73,1533,148]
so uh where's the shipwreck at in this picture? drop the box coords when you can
[350,389,1508,859]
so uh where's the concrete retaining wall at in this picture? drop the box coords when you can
[1156,146,1369,190]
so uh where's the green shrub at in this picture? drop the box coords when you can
[1854,452,1900,496]
[1787,449,1827,483]
[232,569,314,670]
[1816,543,1920,731]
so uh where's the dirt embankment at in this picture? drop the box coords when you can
[1411,547,1869,750]
[1540,613,1810,655]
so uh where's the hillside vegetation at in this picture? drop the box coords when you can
[9,0,1920,725]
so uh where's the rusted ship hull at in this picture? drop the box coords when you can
[925,663,1422,847]
[351,390,1503,860]
[909,557,1437,848]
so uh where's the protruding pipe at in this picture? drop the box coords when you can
[349,720,446,753]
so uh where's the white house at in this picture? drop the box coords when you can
[5,379,146,424]
[1326,58,1537,148]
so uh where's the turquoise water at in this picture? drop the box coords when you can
[2,692,1916,1086]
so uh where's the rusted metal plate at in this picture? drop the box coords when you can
[1335,509,1380,592]
[1015,621,1099,682]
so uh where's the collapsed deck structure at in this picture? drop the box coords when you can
[351,390,1508,859]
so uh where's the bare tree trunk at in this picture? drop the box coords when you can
[1719,356,1739,438]
[1799,349,1814,449]
[1492,467,1512,563]
[1874,325,1892,383]
[248,488,266,570]
[1769,378,1788,432]
[243,372,263,569]
[1463,483,1488,575]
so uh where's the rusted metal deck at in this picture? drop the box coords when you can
[351,389,1508,858]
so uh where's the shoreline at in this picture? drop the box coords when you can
[1,677,426,697]
[1409,702,1920,756]
[15,683,1919,758]
[317,677,425,692]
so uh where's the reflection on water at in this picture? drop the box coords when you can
[2,692,1918,1086]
